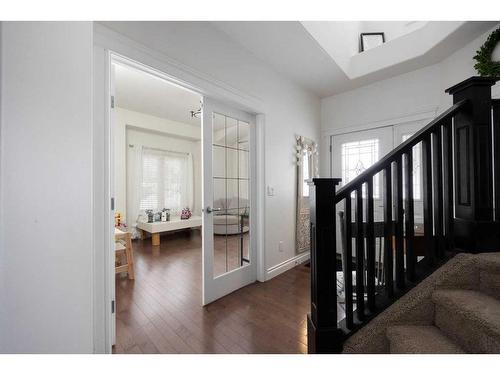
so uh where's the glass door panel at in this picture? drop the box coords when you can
[212,113,251,277]
[202,97,256,305]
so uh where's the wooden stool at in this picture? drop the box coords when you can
[114,228,135,279]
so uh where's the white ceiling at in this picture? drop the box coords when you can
[212,21,499,97]
[114,63,202,126]
[110,21,499,103]
[211,21,349,97]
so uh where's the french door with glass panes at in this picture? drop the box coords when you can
[201,97,257,305]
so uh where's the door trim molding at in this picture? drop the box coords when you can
[93,28,267,353]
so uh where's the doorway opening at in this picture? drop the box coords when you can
[108,55,258,353]
[111,61,204,352]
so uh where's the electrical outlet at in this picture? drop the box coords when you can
[278,240,284,252]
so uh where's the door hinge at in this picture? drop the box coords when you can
[111,197,115,210]
[111,300,115,314]
[111,95,115,109]
[329,144,332,153]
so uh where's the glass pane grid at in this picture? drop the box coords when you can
[213,112,250,277]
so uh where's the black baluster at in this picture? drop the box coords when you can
[432,128,444,258]
[394,155,405,290]
[365,179,375,313]
[343,197,354,329]
[442,119,454,250]
[422,136,435,266]
[355,186,365,321]
[404,150,416,281]
[383,166,394,297]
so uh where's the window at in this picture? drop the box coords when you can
[402,134,422,200]
[140,147,193,215]
[341,139,379,197]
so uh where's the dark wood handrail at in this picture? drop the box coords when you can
[334,99,468,202]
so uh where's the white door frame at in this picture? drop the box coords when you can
[93,29,267,353]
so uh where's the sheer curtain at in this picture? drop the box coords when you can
[126,145,143,238]
[139,147,194,216]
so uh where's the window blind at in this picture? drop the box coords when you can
[139,147,193,215]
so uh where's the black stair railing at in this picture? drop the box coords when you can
[307,77,500,354]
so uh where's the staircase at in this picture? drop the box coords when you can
[307,77,500,354]
[343,253,500,353]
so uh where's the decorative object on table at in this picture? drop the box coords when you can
[161,208,171,222]
[115,211,122,227]
[153,211,162,222]
[360,32,385,52]
[295,135,318,255]
[473,26,500,77]
[116,222,128,232]
[180,207,192,220]
[146,209,154,223]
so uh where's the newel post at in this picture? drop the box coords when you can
[307,178,343,354]
[445,77,500,252]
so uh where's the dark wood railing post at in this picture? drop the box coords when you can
[307,178,343,353]
[445,77,499,252]
[493,99,500,222]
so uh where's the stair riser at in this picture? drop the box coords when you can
[479,268,500,300]
[435,304,500,353]
[388,341,413,354]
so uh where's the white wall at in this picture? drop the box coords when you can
[114,107,202,221]
[0,22,93,353]
[320,24,500,177]
[97,22,321,276]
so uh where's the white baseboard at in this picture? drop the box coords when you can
[265,252,310,281]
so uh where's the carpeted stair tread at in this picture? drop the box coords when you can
[432,289,500,333]
[477,253,500,272]
[386,325,465,353]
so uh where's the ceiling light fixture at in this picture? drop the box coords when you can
[190,108,201,119]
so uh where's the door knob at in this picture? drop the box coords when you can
[205,206,222,213]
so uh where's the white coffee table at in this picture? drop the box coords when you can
[137,215,202,246]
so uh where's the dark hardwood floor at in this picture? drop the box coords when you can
[113,229,310,354]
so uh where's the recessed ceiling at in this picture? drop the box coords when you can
[212,21,499,97]
[210,21,349,97]
[114,63,202,126]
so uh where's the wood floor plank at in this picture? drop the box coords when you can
[113,230,311,354]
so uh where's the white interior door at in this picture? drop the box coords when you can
[202,97,257,305]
